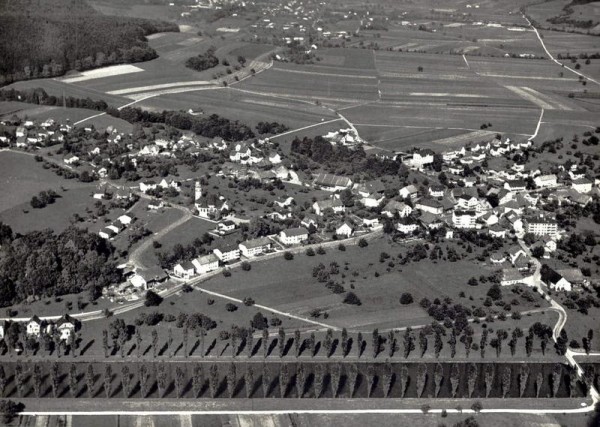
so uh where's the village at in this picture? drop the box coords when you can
[1,112,598,308]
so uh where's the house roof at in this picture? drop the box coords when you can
[179,261,195,271]
[282,227,308,237]
[56,314,76,328]
[314,173,352,187]
[138,267,168,282]
[214,242,240,253]
[502,268,523,282]
[241,237,272,249]
[196,253,219,265]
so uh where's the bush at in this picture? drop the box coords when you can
[223,270,232,277]
[305,248,315,256]
[243,297,255,306]
[399,293,414,305]
[251,313,268,329]
[283,251,294,260]
[144,312,164,326]
[0,400,24,423]
[343,292,362,305]
[182,284,193,293]
[241,261,251,271]
[358,238,368,248]
[269,316,282,326]
[471,401,483,413]
[144,290,163,307]
[225,303,238,312]
[316,246,326,255]
[164,314,176,322]
[338,244,346,251]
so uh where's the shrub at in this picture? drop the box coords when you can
[251,313,268,329]
[305,248,315,256]
[225,303,238,312]
[269,317,282,326]
[223,270,232,277]
[182,284,193,293]
[471,401,483,413]
[358,238,368,248]
[316,246,326,255]
[241,262,251,271]
[399,293,414,305]
[144,312,164,326]
[0,400,24,423]
[144,290,163,307]
[338,244,346,251]
[343,292,362,305]
[243,297,255,306]
[283,252,294,260]
[164,314,176,322]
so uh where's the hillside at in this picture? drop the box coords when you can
[0,0,179,86]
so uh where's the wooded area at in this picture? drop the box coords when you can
[0,223,121,305]
[0,0,179,86]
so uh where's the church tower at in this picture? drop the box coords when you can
[194,181,202,201]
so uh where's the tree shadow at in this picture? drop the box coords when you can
[189,339,199,356]
[127,344,136,357]
[344,338,353,357]
[79,340,94,356]
[236,339,246,357]
[173,343,183,356]
[283,338,294,357]
[330,339,339,357]
[251,338,262,357]
[220,342,230,357]
[313,341,322,357]
[298,339,306,357]
[143,345,152,356]
[267,338,278,357]
[359,340,366,357]
[158,342,168,356]
[205,339,216,356]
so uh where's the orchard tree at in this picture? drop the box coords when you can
[279,363,289,398]
[416,364,427,398]
[103,365,112,399]
[244,365,254,398]
[467,363,478,398]
[296,363,306,398]
[347,363,358,398]
[192,364,203,398]
[450,363,460,398]
[366,364,376,398]
[434,363,444,398]
[209,364,219,398]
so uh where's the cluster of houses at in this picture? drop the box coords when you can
[0,314,79,344]
[98,214,134,240]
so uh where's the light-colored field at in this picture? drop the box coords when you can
[60,65,145,83]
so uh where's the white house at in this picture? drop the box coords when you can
[399,185,418,200]
[336,222,354,238]
[382,201,412,218]
[572,178,592,193]
[239,237,272,257]
[118,215,133,226]
[416,199,444,215]
[64,154,79,165]
[213,243,241,263]
[139,181,158,193]
[280,227,309,245]
[313,199,345,216]
[56,314,77,342]
[174,261,196,279]
[452,210,477,229]
[27,316,44,336]
[534,174,557,188]
[192,254,220,275]
[544,268,572,292]
[396,218,419,234]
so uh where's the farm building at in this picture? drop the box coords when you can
[313,173,353,191]
[130,267,168,290]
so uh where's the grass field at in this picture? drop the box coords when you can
[0,151,97,233]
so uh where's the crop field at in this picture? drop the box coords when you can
[137,87,338,130]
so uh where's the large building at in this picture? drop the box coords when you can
[525,217,558,236]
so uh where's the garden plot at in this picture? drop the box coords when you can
[59,64,144,84]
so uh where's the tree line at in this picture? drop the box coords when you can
[0,0,178,85]
[0,360,590,400]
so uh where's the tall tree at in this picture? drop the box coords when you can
[357,332,363,358]
[103,365,112,399]
[418,330,428,357]
[278,327,286,358]
[168,328,174,357]
[551,364,562,398]
[157,364,168,398]
[230,329,238,358]
[484,364,495,398]
[535,371,543,398]
[347,363,358,398]
[247,330,254,359]
[416,364,427,398]
[192,364,203,398]
[387,330,396,358]
[434,331,443,358]
[183,326,189,358]
[434,363,444,398]
[366,364,375,398]
[382,362,393,398]
[226,363,236,398]
[175,366,185,398]
[261,363,270,398]
[209,364,219,398]
[139,365,149,398]
[279,363,289,398]
[262,329,269,358]
[244,365,254,398]
[86,364,95,398]
[403,328,414,358]
[501,366,511,398]
[519,364,529,398]
[309,332,317,358]
[294,329,301,358]
[68,363,77,398]
[480,329,488,359]
[372,329,380,358]
[330,363,342,398]
[296,363,306,398]
[314,364,325,398]
[464,334,473,358]
[136,329,142,359]
[467,363,478,398]
[341,328,348,358]
[152,329,159,359]
[324,328,333,358]
[399,365,409,398]
[102,329,109,358]
[50,363,59,398]
[122,365,131,398]
[448,330,457,358]
[32,364,43,398]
